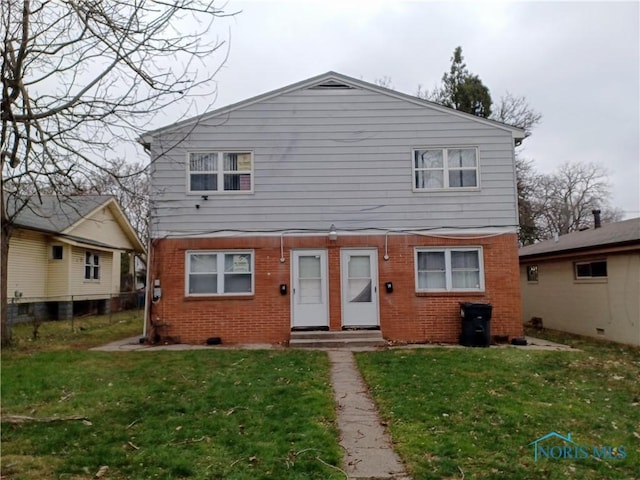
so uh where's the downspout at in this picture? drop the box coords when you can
[142,223,152,340]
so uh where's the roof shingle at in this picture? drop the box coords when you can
[519,217,640,258]
[8,195,114,233]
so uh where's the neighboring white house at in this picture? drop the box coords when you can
[7,195,145,322]
[140,71,526,345]
[520,216,640,346]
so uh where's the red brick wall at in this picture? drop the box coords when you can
[149,233,522,344]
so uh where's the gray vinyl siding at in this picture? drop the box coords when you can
[149,87,519,235]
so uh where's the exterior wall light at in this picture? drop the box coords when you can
[328,224,338,241]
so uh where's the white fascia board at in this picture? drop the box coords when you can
[140,71,525,142]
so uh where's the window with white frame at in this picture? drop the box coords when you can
[415,248,484,291]
[575,260,607,279]
[186,251,253,295]
[84,252,100,280]
[188,152,253,193]
[413,148,478,190]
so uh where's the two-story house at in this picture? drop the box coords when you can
[141,72,525,345]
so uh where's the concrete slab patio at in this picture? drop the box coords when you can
[90,336,281,351]
[92,335,575,352]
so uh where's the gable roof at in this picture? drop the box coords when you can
[9,195,113,233]
[519,217,640,260]
[140,71,525,145]
[9,195,145,253]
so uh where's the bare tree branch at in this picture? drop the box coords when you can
[491,92,542,137]
[1,0,236,346]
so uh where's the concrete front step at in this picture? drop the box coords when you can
[290,330,385,348]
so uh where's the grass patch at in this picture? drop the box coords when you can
[356,340,640,479]
[2,347,341,479]
[5,310,143,354]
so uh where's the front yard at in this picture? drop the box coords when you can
[2,316,638,479]
[356,335,640,479]
[1,316,342,479]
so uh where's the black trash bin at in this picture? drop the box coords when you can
[459,302,492,347]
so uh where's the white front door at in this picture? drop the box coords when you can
[291,250,329,328]
[341,249,379,328]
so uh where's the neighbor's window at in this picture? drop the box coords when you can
[186,251,253,295]
[526,265,538,282]
[415,248,484,292]
[52,245,63,260]
[413,148,478,190]
[84,252,100,280]
[188,152,253,193]
[575,260,607,279]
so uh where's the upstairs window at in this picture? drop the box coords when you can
[413,147,478,190]
[188,152,253,193]
[575,260,607,279]
[85,252,100,280]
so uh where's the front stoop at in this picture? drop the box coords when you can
[289,330,386,348]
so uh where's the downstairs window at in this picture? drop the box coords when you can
[415,247,484,292]
[186,251,254,296]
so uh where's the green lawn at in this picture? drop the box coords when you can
[1,316,342,479]
[5,310,145,353]
[356,334,640,480]
[4,316,639,479]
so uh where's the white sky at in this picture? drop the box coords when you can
[157,0,640,218]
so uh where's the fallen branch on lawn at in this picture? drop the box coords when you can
[1,414,90,424]
[171,436,209,445]
[126,418,141,429]
[315,456,348,479]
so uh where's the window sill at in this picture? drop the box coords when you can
[415,291,485,297]
[574,278,608,284]
[412,187,481,193]
[184,295,255,301]
[186,191,255,196]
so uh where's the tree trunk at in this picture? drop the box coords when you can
[1,202,13,347]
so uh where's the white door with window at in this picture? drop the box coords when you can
[341,249,379,328]
[291,250,329,328]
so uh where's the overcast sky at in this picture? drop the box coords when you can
[168,0,640,218]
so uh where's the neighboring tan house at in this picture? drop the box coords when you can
[6,195,146,323]
[519,215,640,346]
[140,71,526,345]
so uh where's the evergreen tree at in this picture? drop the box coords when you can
[429,47,492,118]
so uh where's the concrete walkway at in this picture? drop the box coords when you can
[329,350,410,480]
[90,336,280,352]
